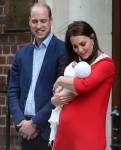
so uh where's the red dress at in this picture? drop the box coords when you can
[53,56,115,150]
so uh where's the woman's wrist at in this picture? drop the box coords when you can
[54,76,64,90]
[57,76,65,87]
[51,96,60,106]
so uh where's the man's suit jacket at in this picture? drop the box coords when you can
[8,35,66,141]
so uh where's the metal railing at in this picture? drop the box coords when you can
[6,70,10,150]
[111,106,121,150]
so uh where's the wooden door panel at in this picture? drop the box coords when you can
[112,0,121,108]
[112,0,121,148]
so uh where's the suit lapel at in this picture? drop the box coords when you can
[35,36,56,89]
[26,44,34,91]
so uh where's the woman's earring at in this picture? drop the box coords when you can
[93,42,94,45]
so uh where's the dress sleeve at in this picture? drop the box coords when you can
[73,58,115,93]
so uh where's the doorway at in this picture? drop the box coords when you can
[112,1,121,110]
[112,0,121,146]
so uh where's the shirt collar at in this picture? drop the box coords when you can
[33,33,53,48]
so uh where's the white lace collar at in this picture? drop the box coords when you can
[91,53,109,65]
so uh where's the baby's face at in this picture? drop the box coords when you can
[71,61,77,68]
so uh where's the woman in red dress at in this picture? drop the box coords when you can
[51,21,115,150]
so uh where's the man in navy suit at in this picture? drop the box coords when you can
[8,2,66,150]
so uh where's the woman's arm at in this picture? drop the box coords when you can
[53,76,75,93]
[52,80,76,106]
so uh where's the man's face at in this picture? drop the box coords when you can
[29,6,52,46]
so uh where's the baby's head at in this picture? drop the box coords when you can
[74,61,91,78]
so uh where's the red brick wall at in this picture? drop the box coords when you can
[0,1,33,149]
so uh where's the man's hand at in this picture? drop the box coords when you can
[17,120,39,140]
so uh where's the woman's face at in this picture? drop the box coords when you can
[70,35,94,60]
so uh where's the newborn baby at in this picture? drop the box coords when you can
[48,61,91,145]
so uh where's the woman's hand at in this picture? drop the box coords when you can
[51,86,76,106]
[53,76,76,93]
[53,76,63,91]
[51,86,63,106]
